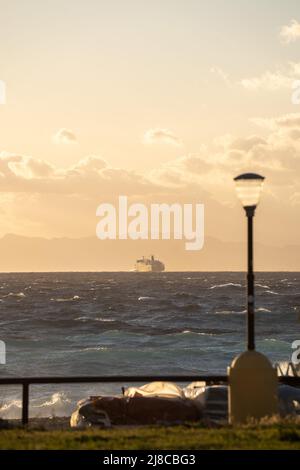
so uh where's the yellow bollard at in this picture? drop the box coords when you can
[228,350,278,425]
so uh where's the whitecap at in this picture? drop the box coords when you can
[210,283,242,289]
[35,392,71,409]
[0,399,22,413]
[0,392,73,419]
[266,290,280,295]
[255,284,270,289]
[215,309,246,315]
[179,330,216,336]
[51,295,80,302]
[95,317,115,322]
[3,292,26,298]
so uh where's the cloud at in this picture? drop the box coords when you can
[212,62,300,92]
[228,136,267,152]
[280,20,300,44]
[1,113,300,241]
[210,67,231,86]
[143,128,182,146]
[0,152,54,179]
[149,115,300,197]
[251,113,300,130]
[0,153,159,197]
[241,69,293,91]
[71,155,107,173]
[53,128,77,145]
[2,113,300,201]
[240,62,300,91]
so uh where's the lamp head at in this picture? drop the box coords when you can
[234,173,265,212]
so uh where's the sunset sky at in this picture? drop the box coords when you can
[1,0,300,257]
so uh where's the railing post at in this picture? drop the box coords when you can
[22,382,29,425]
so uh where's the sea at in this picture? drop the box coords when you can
[0,272,299,419]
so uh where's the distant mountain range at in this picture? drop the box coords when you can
[0,234,299,271]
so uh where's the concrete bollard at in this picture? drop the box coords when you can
[228,350,278,425]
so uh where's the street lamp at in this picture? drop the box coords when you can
[229,173,277,424]
[234,173,265,351]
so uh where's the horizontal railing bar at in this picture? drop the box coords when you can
[0,375,228,385]
[0,375,299,385]
[0,375,298,426]
[278,376,300,385]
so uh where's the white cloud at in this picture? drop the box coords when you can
[1,115,300,241]
[241,69,293,91]
[210,67,231,86]
[0,153,158,197]
[0,152,54,179]
[240,62,300,91]
[251,113,300,130]
[53,128,77,145]
[143,128,182,146]
[2,113,300,200]
[280,20,300,44]
[71,155,107,173]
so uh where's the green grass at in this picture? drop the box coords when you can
[1,423,300,449]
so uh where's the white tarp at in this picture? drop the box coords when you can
[124,381,185,399]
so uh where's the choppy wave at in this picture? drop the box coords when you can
[215,309,246,315]
[51,295,81,302]
[180,330,216,336]
[266,290,280,295]
[95,317,116,322]
[210,283,242,289]
[0,271,298,418]
[0,392,73,419]
[75,316,116,322]
[2,292,26,298]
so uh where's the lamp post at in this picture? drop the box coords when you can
[228,172,278,425]
[233,173,265,351]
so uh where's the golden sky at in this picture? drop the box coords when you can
[0,0,300,255]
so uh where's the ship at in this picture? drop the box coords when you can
[134,255,165,272]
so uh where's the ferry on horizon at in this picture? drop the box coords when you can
[134,255,165,272]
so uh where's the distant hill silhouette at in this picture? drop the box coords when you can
[0,234,299,271]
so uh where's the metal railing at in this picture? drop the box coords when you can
[0,374,299,425]
[276,361,300,378]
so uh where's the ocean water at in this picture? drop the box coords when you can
[0,272,299,418]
